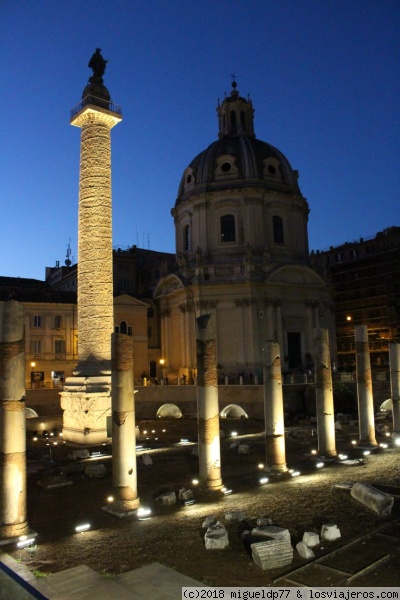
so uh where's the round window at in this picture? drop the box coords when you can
[221,162,232,172]
[186,174,192,184]
[268,165,276,175]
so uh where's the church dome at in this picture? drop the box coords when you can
[176,82,301,205]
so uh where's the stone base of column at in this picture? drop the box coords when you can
[0,521,30,540]
[199,479,223,494]
[265,436,288,474]
[102,499,140,519]
[61,377,111,445]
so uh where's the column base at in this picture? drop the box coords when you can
[61,379,111,445]
[0,521,30,540]
[102,499,140,519]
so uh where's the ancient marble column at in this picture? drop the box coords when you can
[263,341,287,473]
[61,55,122,444]
[314,328,337,457]
[0,301,29,538]
[389,343,400,438]
[104,333,139,517]
[355,325,377,446]
[196,314,223,491]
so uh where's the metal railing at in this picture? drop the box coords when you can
[70,97,122,119]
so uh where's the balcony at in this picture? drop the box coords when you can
[70,97,122,119]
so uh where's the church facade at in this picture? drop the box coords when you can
[154,82,336,382]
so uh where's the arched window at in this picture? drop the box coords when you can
[120,321,127,334]
[221,215,236,242]
[273,215,284,244]
[183,224,190,251]
[230,111,237,133]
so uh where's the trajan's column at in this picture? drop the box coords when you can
[61,49,122,444]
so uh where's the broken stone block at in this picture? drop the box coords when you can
[256,517,273,527]
[321,523,341,541]
[302,531,320,547]
[205,523,229,549]
[251,539,293,570]
[202,515,217,528]
[238,444,250,454]
[142,453,153,466]
[296,541,315,559]
[84,463,107,478]
[251,525,291,542]
[179,488,193,501]
[225,510,245,522]
[351,481,394,516]
[157,492,176,506]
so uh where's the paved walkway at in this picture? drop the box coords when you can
[0,553,201,599]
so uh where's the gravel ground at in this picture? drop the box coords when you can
[9,419,400,588]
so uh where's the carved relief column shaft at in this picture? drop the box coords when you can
[196,314,223,491]
[355,325,377,446]
[314,328,337,457]
[71,107,122,376]
[263,341,287,473]
[0,301,29,538]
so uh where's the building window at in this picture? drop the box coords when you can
[54,340,65,354]
[128,326,132,336]
[147,307,154,318]
[31,340,42,354]
[54,315,62,329]
[118,279,128,293]
[183,225,190,251]
[221,214,236,242]
[273,216,284,244]
[33,315,42,328]
[120,321,127,334]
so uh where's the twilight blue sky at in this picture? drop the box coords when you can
[2,0,399,280]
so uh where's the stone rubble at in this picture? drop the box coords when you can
[251,538,293,570]
[205,523,229,549]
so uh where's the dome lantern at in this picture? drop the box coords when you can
[217,80,255,139]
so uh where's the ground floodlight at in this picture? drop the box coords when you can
[17,537,35,548]
[259,477,269,485]
[75,523,90,533]
[316,462,324,469]
[137,507,151,520]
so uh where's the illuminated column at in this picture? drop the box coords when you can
[389,343,400,438]
[314,328,337,457]
[61,52,122,444]
[0,301,29,538]
[196,314,223,491]
[263,342,287,473]
[104,334,139,517]
[72,105,121,375]
[355,325,377,446]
